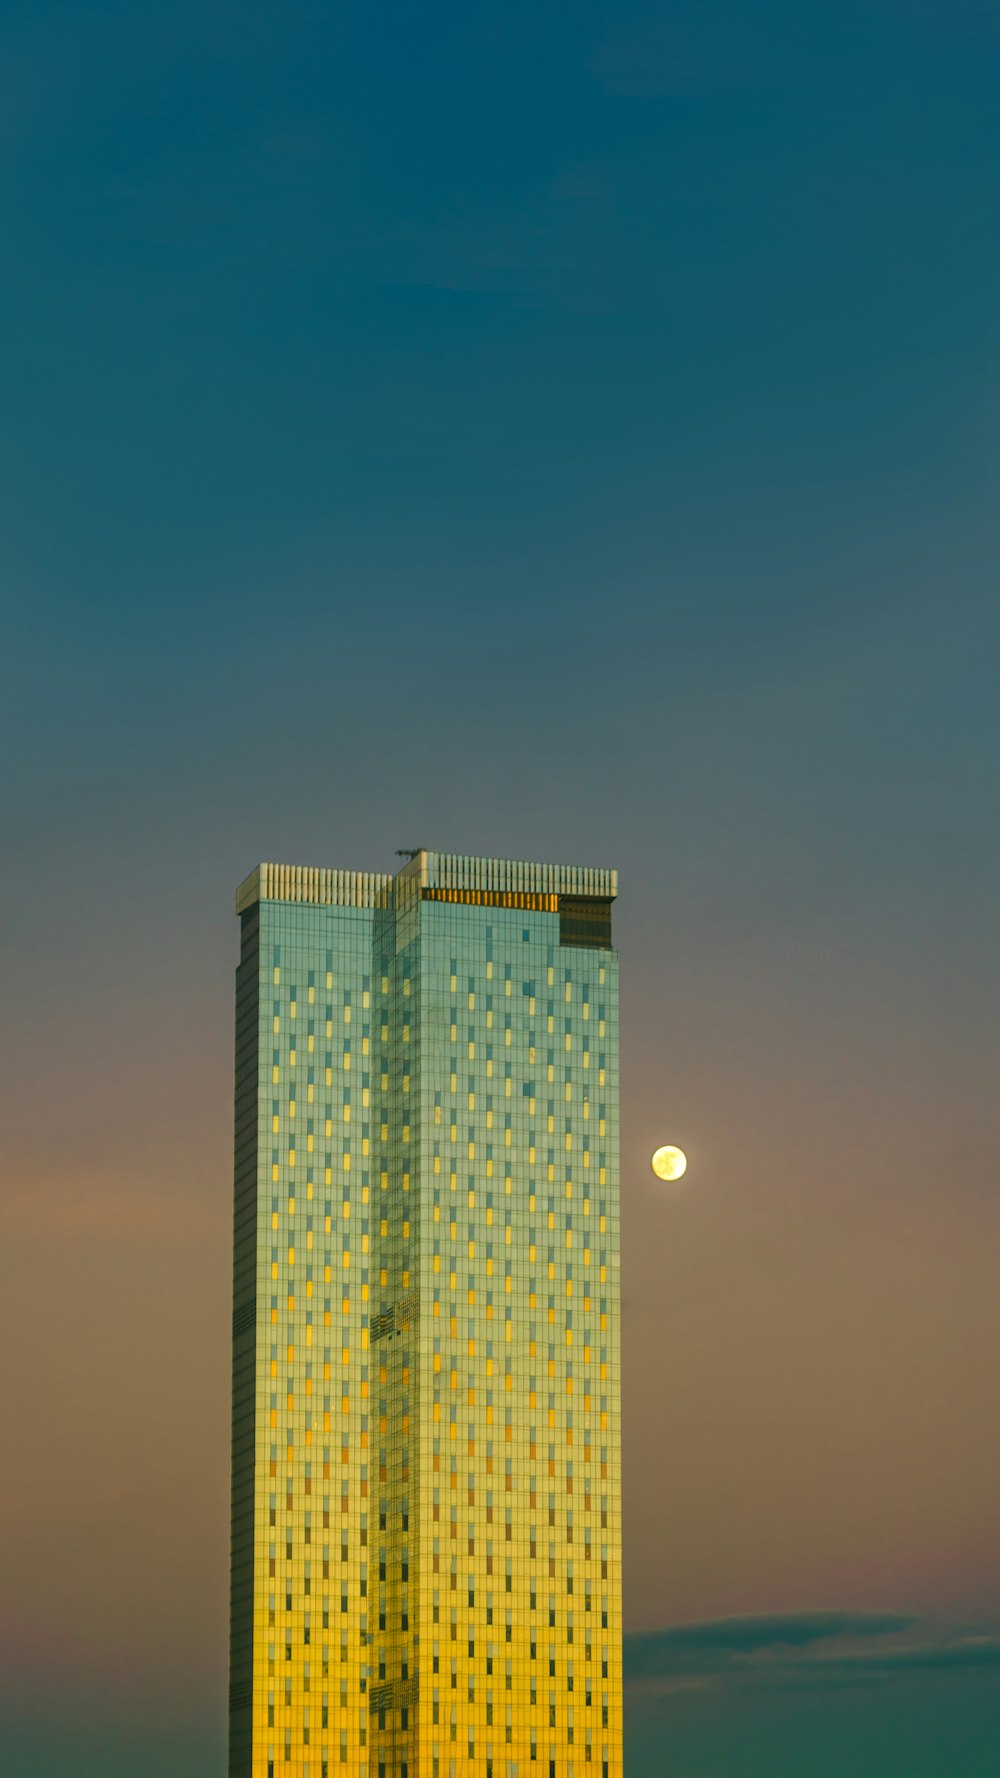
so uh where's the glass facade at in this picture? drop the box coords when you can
[230,853,622,1778]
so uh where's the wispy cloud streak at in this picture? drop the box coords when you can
[623,1611,1000,1695]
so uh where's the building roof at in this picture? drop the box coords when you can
[236,850,617,912]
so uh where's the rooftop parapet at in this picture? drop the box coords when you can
[235,862,393,913]
[236,851,617,914]
[414,851,617,899]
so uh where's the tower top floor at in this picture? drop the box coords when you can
[236,850,618,915]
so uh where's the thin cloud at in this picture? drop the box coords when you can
[623,1611,1000,1695]
[624,1610,912,1676]
[779,1637,1000,1690]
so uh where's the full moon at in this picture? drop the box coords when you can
[651,1145,687,1181]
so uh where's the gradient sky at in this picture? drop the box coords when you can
[2,1,999,1772]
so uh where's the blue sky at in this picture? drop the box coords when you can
[2,1,998,1773]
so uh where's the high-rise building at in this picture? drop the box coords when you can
[230,851,622,1778]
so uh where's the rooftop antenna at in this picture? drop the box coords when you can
[395,847,423,860]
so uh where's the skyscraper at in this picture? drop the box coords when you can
[230,851,622,1778]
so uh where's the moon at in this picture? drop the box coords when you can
[651,1145,688,1181]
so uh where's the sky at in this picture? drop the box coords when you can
[1,0,999,1772]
